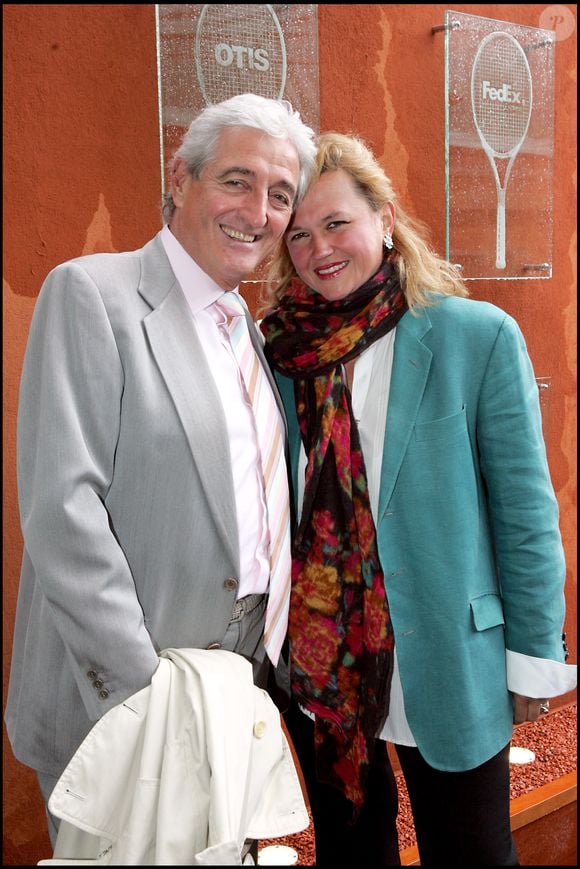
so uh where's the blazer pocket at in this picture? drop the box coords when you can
[470,592,505,631]
[414,407,467,443]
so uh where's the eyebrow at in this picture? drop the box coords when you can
[218,167,296,199]
[288,210,346,232]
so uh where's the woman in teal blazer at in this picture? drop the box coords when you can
[260,133,575,867]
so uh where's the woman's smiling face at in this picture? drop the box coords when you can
[285,168,393,302]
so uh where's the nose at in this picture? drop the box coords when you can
[311,232,333,259]
[240,188,269,229]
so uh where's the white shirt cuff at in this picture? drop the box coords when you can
[506,649,577,697]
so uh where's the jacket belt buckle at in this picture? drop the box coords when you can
[229,594,264,624]
[230,599,244,623]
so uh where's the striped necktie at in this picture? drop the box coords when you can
[215,292,291,665]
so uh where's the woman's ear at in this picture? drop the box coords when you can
[381,201,396,236]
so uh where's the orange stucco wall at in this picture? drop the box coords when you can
[3,5,576,864]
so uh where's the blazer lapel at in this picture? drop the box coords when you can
[378,308,433,521]
[138,236,238,567]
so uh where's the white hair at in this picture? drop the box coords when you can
[162,93,316,222]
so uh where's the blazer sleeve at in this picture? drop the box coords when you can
[475,312,567,661]
[17,261,160,720]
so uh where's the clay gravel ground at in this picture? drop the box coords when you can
[259,702,577,865]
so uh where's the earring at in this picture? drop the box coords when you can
[383,231,393,250]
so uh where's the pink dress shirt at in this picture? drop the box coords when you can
[160,225,270,598]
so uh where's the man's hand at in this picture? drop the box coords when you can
[512,693,550,724]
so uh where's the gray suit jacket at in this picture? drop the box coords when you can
[5,233,285,778]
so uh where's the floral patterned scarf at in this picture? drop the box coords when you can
[260,255,407,811]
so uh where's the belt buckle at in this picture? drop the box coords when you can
[231,599,244,622]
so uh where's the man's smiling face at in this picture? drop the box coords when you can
[169,125,300,290]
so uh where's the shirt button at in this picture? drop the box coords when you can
[223,577,238,592]
[253,721,267,738]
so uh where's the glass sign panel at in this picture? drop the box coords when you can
[156,4,319,200]
[445,10,555,280]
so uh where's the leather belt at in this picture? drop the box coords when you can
[229,593,266,624]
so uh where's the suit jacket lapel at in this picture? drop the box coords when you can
[138,235,238,568]
[378,308,433,521]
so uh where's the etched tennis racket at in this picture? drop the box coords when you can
[471,32,532,269]
[195,4,287,105]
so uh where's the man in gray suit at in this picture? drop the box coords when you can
[5,93,316,846]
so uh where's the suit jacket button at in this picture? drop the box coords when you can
[253,721,267,738]
[87,670,97,681]
[93,679,104,690]
[223,577,238,592]
[207,642,222,650]
[98,689,109,700]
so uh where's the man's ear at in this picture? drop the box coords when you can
[171,158,189,207]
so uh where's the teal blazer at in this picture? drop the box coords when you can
[276,294,566,772]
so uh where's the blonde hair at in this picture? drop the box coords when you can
[262,132,467,310]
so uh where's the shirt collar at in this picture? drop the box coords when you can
[160,224,241,314]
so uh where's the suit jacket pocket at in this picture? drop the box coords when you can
[470,592,505,631]
[414,406,467,443]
